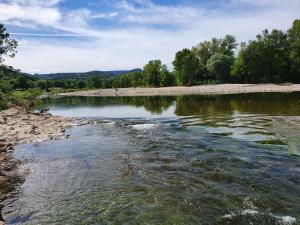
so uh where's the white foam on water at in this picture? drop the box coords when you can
[222,210,296,225]
[241,209,259,215]
[275,215,296,225]
[222,209,259,219]
[105,122,115,126]
[131,124,159,130]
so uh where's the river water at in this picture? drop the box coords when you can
[2,93,300,225]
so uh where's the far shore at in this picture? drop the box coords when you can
[59,84,300,97]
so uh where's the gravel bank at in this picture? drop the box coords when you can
[59,84,300,97]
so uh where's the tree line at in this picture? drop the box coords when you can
[113,19,299,87]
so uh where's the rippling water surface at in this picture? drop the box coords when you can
[2,93,300,225]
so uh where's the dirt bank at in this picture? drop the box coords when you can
[0,107,75,224]
[59,84,300,97]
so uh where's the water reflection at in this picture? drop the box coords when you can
[40,93,300,151]
[41,93,300,117]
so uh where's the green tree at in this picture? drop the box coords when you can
[288,19,300,82]
[86,76,102,89]
[206,53,234,83]
[0,24,18,63]
[194,35,237,65]
[173,49,205,86]
[37,80,48,90]
[143,60,163,87]
[231,29,291,83]
[78,80,86,89]
[129,72,145,87]
[160,65,175,87]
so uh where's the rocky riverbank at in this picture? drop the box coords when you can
[0,107,75,224]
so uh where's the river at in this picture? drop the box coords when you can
[2,93,300,225]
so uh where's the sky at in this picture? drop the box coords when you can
[0,0,299,74]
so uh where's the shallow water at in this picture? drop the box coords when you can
[2,93,300,225]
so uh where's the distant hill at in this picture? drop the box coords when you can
[36,69,142,80]
[0,65,35,80]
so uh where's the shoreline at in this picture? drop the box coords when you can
[59,84,300,97]
[0,107,76,224]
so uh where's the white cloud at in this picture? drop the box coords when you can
[91,12,119,19]
[1,0,299,73]
[0,3,61,27]
[3,0,63,7]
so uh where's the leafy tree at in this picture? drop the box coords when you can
[143,60,163,87]
[288,19,300,82]
[231,29,291,83]
[160,65,176,87]
[78,80,86,89]
[37,80,48,90]
[0,24,18,63]
[206,53,234,83]
[86,76,102,89]
[173,49,205,86]
[194,35,237,65]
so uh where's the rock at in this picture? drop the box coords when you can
[0,171,6,177]
[0,203,4,223]
[0,116,5,124]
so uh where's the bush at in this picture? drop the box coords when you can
[10,88,42,109]
[0,91,9,110]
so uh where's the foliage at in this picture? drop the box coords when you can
[206,53,234,83]
[111,62,174,88]
[173,49,206,86]
[160,66,176,87]
[0,91,9,110]
[143,60,163,87]
[0,65,43,110]
[288,19,300,82]
[11,88,42,100]
[0,24,18,63]
[231,29,293,83]
[193,35,238,65]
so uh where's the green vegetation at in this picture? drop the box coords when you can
[0,66,42,110]
[111,19,300,87]
[0,19,299,110]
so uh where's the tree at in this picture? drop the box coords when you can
[130,72,145,87]
[288,19,300,82]
[86,76,102,89]
[143,60,163,87]
[0,24,18,63]
[78,80,86,89]
[194,35,237,65]
[231,29,291,83]
[37,80,48,90]
[206,53,234,83]
[173,49,205,86]
[160,65,175,87]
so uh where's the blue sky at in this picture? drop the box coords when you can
[0,0,299,73]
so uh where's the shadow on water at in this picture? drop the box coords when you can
[2,92,300,225]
